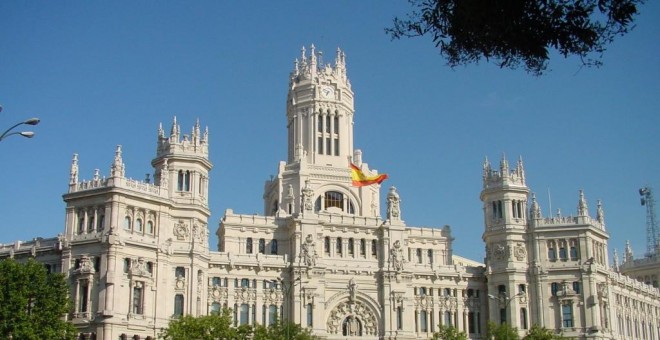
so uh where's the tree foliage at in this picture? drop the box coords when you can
[387,0,643,75]
[523,324,565,339]
[486,321,520,340]
[433,325,468,340]
[161,308,316,340]
[0,259,77,340]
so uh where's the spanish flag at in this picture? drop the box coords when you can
[351,163,388,187]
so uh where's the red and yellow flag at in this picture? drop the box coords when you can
[351,163,388,187]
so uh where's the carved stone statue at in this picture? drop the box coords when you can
[348,278,357,302]
[387,187,401,220]
[389,240,405,272]
[301,180,314,213]
[301,234,317,267]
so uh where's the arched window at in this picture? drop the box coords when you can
[258,239,266,254]
[324,237,330,254]
[135,218,143,232]
[416,248,423,264]
[246,238,253,254]
[336,237,343,255]
[270,240,278,254]
[147,221,154,234]
[348,238,354,255]
[241,279,250,288]
[372,240,377,258]
[360,239,366,256]
[78,214,85,234]
[420,310,428,332]
[123,216,132,230]
[177,170,191,192]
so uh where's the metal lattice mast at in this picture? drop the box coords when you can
[640,187,659,256]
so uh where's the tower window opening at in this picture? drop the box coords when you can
[325,137,331,155]
[348,238,354,255]
[258,238,265,254]
[78,215,85,234]
[147,221,154,234]
[372,240,377,258]
[333,138,339,156]
[337,237,343,255]
[98,214,105,231]
[124,216,132,231]
[325,115,331,133]
[135,218,143,232]
[317,115,323,132]
[270,239,278,254]
[360,239,366,256]
[246,238,253,254]
[324,191,344,210]
[175,267,185,278]
[324,237,330,254]
[416,248,423,264]
[177,170,191,191]
[317,136,323,154]
[87,215,95,233]
[333,116,339,134]
[562,304,574,327]
[428,249,433,264]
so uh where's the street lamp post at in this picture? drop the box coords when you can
[0,106,41,142]
[488,291,524,340]
[276,276,302,340]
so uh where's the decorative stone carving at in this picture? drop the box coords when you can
[234,287,257,303]
[130,257,150,277]
[208,286,229,303]
[513,243,527,261]
[301,180,314,214]
[389,240,405,272]
[174,221,189,240]
[326,300,378,336]
[491,243,507,260]
[301,234,317,267]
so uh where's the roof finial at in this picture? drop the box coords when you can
[500,153,509,174]
[193,118,201,145]
[301,46,306,61]
[577,190,588,216]
[110,145,125,178]
[158,122,165,139]
[613,248,619,272]
[170,116,178,139]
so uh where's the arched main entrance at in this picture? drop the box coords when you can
[326,300,378,337]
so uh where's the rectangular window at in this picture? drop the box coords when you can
[240,304,249,325]
[333,138,339,156]
[318,137,323,154]
[132,284,143,314]
[326,137,331,155]
[468,312,475,333]
[573,281,581,294]
[520,308,528,329]
[268,305,277,325]
[445,311,452,326]
[79,281,89,313]
[397,307,403,330]
[420,310,428,332]
[174,294,184,317]
[500,308,507,325]
[306,303,313,327]
[562,304,573,327]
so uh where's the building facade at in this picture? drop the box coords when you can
[1,46,660,340]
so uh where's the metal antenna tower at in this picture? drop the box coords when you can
[639,187,659,256]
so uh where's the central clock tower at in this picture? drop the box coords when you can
[261,44,383,218]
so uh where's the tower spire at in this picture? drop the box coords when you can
[596,199,605,225]
[530,193,542,219]
[500,153,509,174]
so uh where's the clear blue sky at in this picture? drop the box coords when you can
[1,1,658,262]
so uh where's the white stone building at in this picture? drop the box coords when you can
[1,45,660,340]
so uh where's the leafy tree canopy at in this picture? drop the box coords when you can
[523,324,565,339]
[161,308,317,340]
[433,325,468,340]
[0,259,77,340]
[387,0,642,75]
[486,321,520,340]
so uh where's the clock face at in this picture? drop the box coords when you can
[321,86,335,98]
